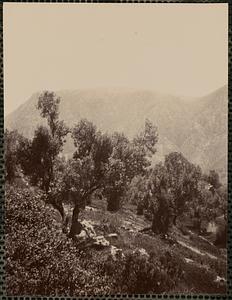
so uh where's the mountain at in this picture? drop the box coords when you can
[5,86,228,182]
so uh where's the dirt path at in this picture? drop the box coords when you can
[177,240,218,260]
[188,230,215,246]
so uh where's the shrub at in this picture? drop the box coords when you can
[103,250,183,294]
[5,184,111,296]
[100,214,121,234]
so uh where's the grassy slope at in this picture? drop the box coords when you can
[76,197,227,294]
[7,181,226,295]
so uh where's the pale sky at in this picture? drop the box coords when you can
[4,3,228,115]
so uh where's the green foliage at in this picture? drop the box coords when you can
[70,119,158,212]
[35,91,68,191]
[133,118,158,157]
[105,120,158,212]
[37,91,61,137]
[104,157,127,211]
[188,169,226,233]
[63,157,97,204]
[16,135,33,177]
[164,152,202,224]
[126,153,204,234]
[207,170,222,190]
[72,119,98,159]
[6,180,227,295]
[4,130,24,182]
[103,250,183,293]
[72,120,113,190]
[6,92,68,193]
[126,175,149,214]
[216,185,227,219]
[30,126,54,189]
[100,214,121,234]
[6,184,111,296]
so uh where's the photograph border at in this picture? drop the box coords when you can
[0,1,230,299]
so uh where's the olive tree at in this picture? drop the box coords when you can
[105,119,158,212]
[164,152,202,226]
[64,120,113,237]
[35,91,69,192]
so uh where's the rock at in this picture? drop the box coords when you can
[184,258,194,264]
[110,245,125,261]
[93,235,110,248]
[107,233,118,239]
[85,206,98,212]
[122,220,133,230]
[214,275,226,287]
[81,220,96,238]
[214,275,226,284]
[78,230,88,239]
[133,248,150,258]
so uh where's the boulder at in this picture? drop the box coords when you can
[133,248,150,258]
[110,245,125,261]
[214,275,226,287]
[78,230,89,239]
[93,235,110,248]
[107,233,118,239]
[81,220,96,238]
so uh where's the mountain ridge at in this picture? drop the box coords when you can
[5,86,228,182]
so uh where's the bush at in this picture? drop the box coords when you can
[100,214,121,234]
[6,184,111,296]
[103,250,183,294]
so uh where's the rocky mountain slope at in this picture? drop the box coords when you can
[5,85,227,182]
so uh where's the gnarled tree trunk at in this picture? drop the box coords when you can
[107,193,121,212]
[68,204,82,238]
[173,215,177,226]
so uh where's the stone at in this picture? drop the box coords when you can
[93,235,110,248]
[214,275,226,283]
[107,233,118,239]
[85,206,98,212]
[184,258,194,264]
[78,230,88,239]
[133,248,150,258]
[81,220,96,238]
[110,245,125,261]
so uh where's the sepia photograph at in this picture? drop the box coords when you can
[3,3,228,296]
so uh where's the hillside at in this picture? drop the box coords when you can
[6,182,227,295]
[5,86,227,182]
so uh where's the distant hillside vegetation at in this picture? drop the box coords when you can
[5,86,227,182]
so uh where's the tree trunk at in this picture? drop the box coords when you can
[151,201,170,235]
[196,218,201,234]
[68,204,82,238]
[152,215,159,234]
[86,195,92,206]
[137,204,144,215]
[107,194,120,212]
[52,200,65,220]
[173,215,177,226]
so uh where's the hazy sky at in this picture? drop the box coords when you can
[4,3,228,115]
